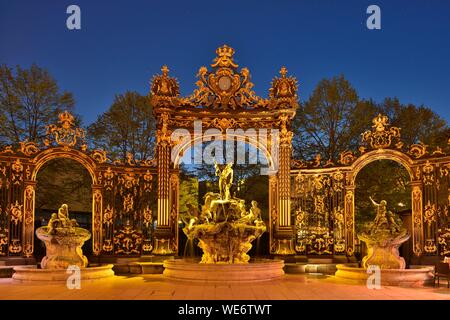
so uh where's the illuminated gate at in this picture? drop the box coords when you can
[149,45,299,255]
[1,47,448,263]
[0,111,156,258]
[291,114,450,260]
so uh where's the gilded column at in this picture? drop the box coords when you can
[153,113,176,255]
[344,187,355,257]
[169,171,179,254]
[273,114,295,255]
[22,182,35,258]
[411,182,424,257]
[269,175,278,253]
[92,186,102,256]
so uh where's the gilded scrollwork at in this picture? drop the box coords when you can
[10,159,23,185]
[408,142,428,159]
[422,161,435,185]
[151,45,298,111]
[18,141,40,156]
[91,149,108,163]
[103,205,113,226]
[361,114,402,150]
[338,150,357,165]
[438,228,450,256]
[114,224,142,255]
[0,145,14,155]
[44,111,87,150]
[0,227,8,256]
[180,45,266,110]
[9,201,23,225]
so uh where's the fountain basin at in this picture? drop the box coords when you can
[12,264,115,282]
[36,226,90,269]
[163,259,284,283]
[334,264,434,287]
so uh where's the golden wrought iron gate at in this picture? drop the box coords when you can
[0,48,449,263]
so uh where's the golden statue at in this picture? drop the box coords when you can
[182,165,266,263]
[214,162,233,200]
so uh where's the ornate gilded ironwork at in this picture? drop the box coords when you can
[114,224,142,255]
[44,111,87,150]
[0,111,157,259]
[408,142,428,159]
[181,45,266,110]
[361,114,402,151]
[0,48,448,264]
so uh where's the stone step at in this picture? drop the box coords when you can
[0,266,15,278]
[0,257,36,266]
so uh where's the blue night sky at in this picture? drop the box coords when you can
[1,0,449,124]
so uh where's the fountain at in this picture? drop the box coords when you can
[13,204,114,282]
[163,164,284,282]
[335,198,433,286]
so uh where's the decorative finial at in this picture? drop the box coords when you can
[372,114,389,132]
[58,111,75,127]
[279,66,288,78]
[161,65,169,76]
[211,45,238,68]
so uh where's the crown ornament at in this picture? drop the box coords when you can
[211,45,238,69]
[58,110,75,128]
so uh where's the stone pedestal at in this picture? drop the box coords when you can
[36,226,90,269]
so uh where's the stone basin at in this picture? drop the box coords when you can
[12,264,115,282]
[163,259,284,283]
[334,264,434,287]
[36,226,91,269]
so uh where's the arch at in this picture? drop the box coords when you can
[30,147,97,258]
[351,149,414,184]
[172,132,276,173]
[31,148,98,184]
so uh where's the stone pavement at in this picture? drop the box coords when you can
[0,274,449,300]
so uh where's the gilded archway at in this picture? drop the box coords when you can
[150,45,299,255]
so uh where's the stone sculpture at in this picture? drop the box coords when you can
[182,164,266,263]
[36,204,91,269]
[358,197,410,269]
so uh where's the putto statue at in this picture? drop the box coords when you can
[36,204,91,269]
[182,164,266,263]
[47,204,79,234]
[358,197,410,269]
